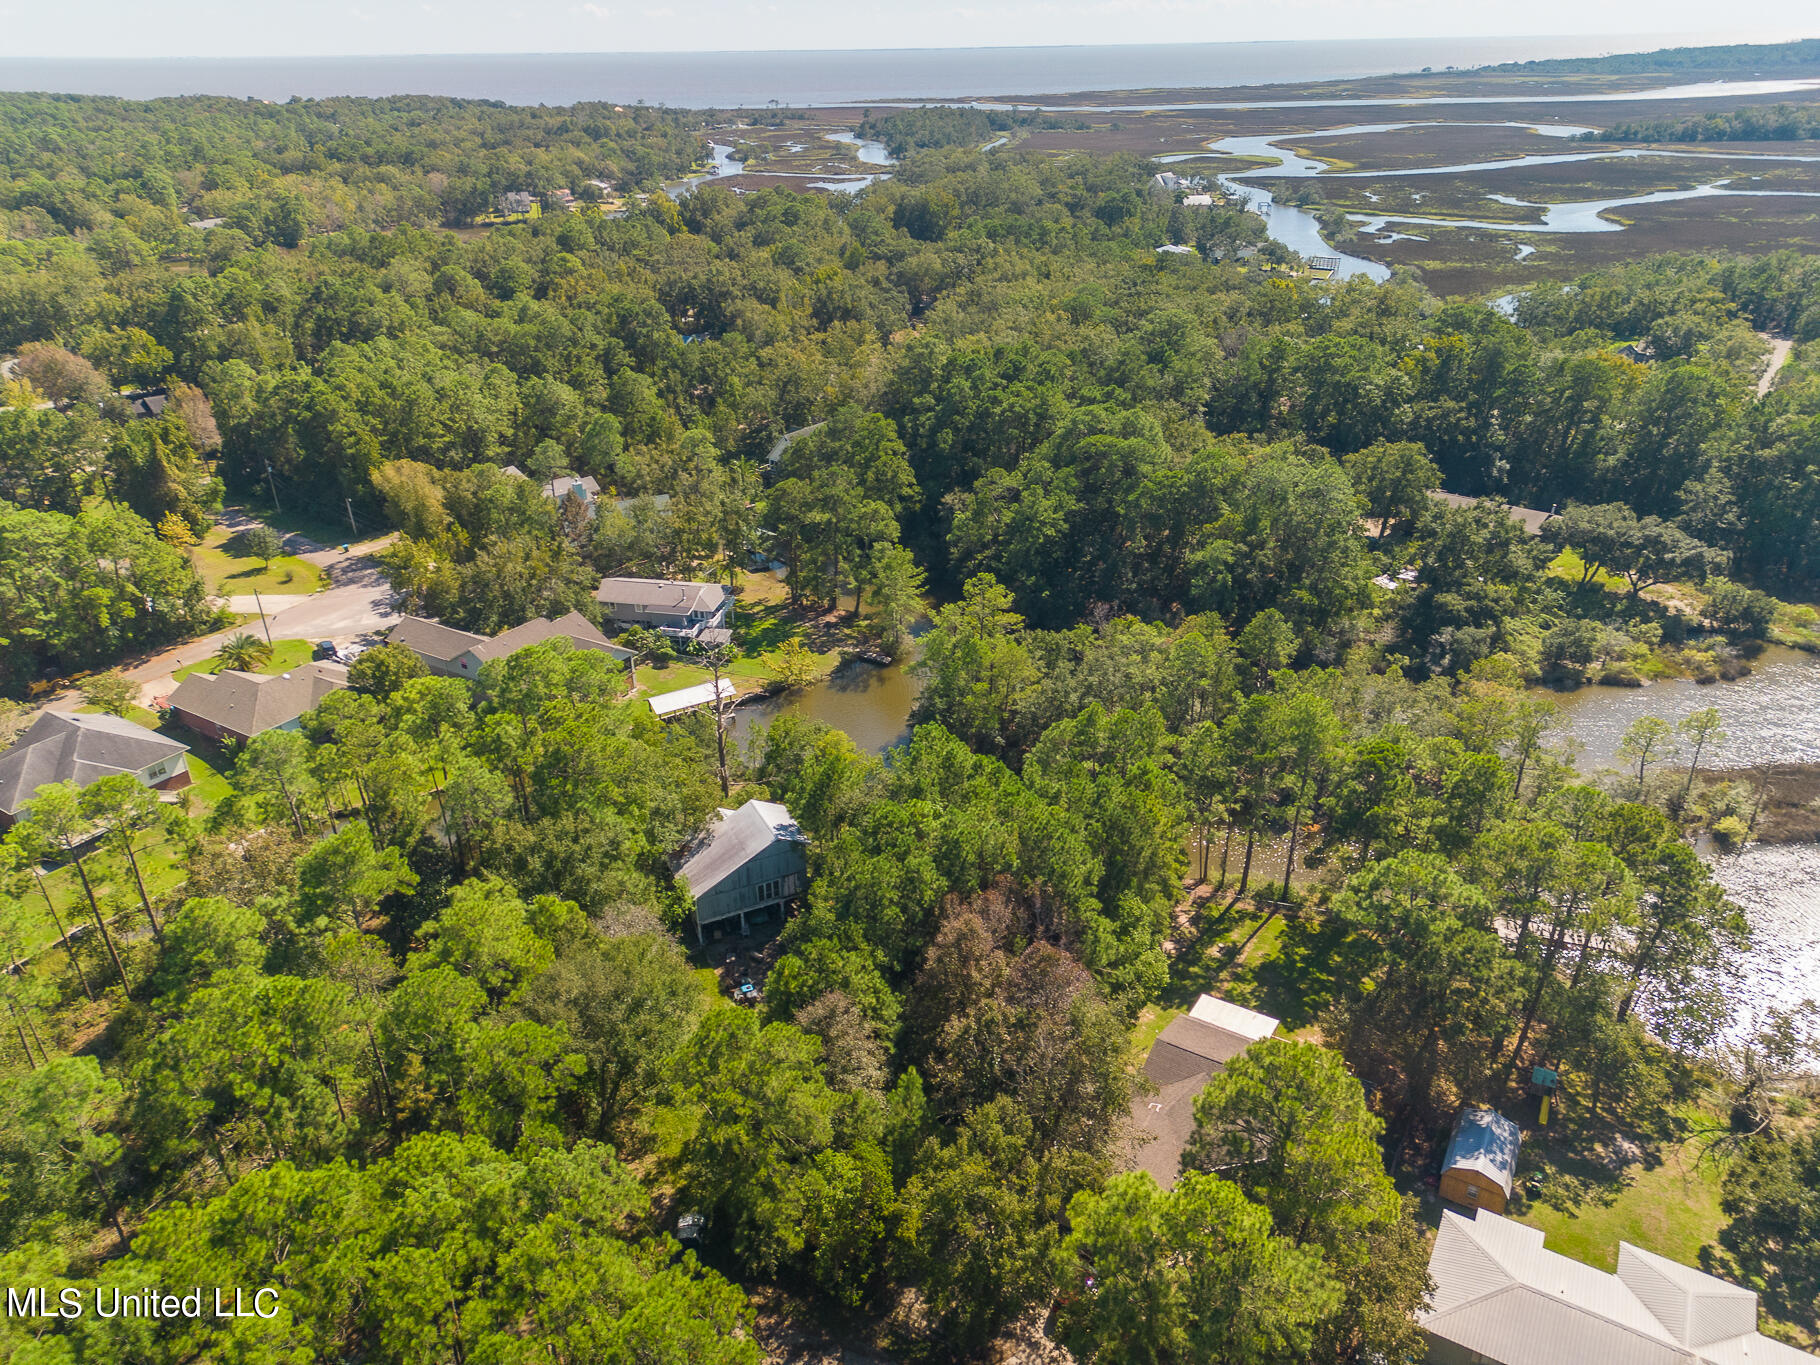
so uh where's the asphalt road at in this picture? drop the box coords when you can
[44,536,399,712]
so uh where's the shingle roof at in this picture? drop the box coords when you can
[385,615,488,664]
[1429,490,1556,536]
[0,712,188,817]
[1422,1211,1817,1365]
[675,800,805,900]
[167,662,348,738]
[1443,1107,1522,1199]
[543,474,600,501]
[1125,995,1275,1190]
[595,577,728,615]
[469,611,633,664]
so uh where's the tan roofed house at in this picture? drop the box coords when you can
[385,612,632,679]
[384,616,489,675]
[0,712,189,828]
[1125,994,1279,1188]
[674,800,809,941]
[1422,1209,1816,1365]
[167,662,349,745]
[595,577,732,641]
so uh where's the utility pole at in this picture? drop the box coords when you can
[344,497,359,540]
[252,589,273,646]
[264,463,282,516]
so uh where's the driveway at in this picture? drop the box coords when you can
[43,536,400,712]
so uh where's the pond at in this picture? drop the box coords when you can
[1548,646,1820,773]
[1551,647,1820,1050]
[730,650,923,756]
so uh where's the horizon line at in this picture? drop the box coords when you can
[3,31,1814,64]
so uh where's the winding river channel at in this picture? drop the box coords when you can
[669,78,1820,276]
[681,82,1820,1040]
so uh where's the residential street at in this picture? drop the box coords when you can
[44,535,399,712]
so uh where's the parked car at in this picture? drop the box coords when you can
[312,640,338,661]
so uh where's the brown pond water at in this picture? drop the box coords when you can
[730,651,923,756]
[727,635,1817,1046]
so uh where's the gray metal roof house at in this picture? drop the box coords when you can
[1440,1107,1522,1213]
[673,800,808,941]
[0,711,190,827]
[1422,1209,1817,1365]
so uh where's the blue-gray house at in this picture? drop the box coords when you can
[674,800,809,941]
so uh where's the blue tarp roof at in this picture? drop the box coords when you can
[1442,1108,1522,1197]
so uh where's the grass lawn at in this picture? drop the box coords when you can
[1515,1124,1729,1273]
[173,637,315,682]
[220,497,375,553]
[631,576,849,702]
[182,752,235,807]
[194,524,326,596]
[77,702,162,729]
[1545,547,1625,592]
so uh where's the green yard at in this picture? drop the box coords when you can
[1515,1125,1729,1273]
[173,637,315,681]
[193,523,326,595]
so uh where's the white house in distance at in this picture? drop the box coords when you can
[0,712,189,829]
[673,799,809,941]
[1125,994,1279,1188]
[595,577,732,643]
[1422,1209,1817,1365]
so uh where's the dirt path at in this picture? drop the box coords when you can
[1757,334,1794,397]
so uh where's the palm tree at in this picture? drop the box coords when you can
[216,632,272,672]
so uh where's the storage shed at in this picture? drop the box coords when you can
[1439,1107,1522,1213]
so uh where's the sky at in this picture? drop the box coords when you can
[0,1,1812,60]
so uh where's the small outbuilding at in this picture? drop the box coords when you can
[1439,1107,1522,1213]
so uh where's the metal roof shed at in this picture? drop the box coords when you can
[1440,1107,1522,1213]
[648,678,736,719]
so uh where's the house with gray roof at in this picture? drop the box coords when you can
[1440,1107,1522,1213]
[595,577,731,641]
[386,611,633,679]
[1422,1209,1817,1365]
[0,712,189,828]
[673,799,808,941]
[463,610,633,670]
[167,662,349,745]
[1125,994,1279,1188]
[384,616,490,676]
[497,464,604,508]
